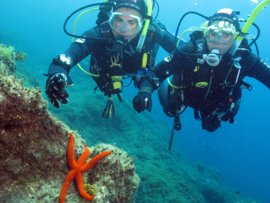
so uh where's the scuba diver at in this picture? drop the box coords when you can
[45,0,179,118]
[133,8,270,132]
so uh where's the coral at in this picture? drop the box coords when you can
[85,183,97,196]
[0,43,14,60]
[0,44,15,71]
[0,43,26,71]
[15,51,26,61]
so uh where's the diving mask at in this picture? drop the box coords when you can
[109,12,143,37]
[205,21,238,45]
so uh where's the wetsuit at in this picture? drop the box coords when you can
[155,31,270,132]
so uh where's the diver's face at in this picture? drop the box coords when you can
[205,21,238,54]
[109,7,143,42]
[207,41,233,55]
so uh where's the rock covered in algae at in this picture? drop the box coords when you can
[0,43,26,72]
[0,43,139,202]
[87,144,140,203]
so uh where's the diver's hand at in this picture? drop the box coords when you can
[45,73,69,108]
[133,92,152,113]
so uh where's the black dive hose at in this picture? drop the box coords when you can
[254,42,259,56]
[63,2,113,39]
[248,22,260,56]
[238,19,260,55]
[152,0,160,22]
[174,11,209,45]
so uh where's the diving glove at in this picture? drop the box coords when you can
[45,73,69,108]
[202,114,220,132]
[133,92,152,113]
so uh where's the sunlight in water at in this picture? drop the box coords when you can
[250,0,259,4]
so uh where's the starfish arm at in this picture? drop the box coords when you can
[77,145,90,166]
[67,133,78,169]
[81,151,112,172]
[59,170,76,203]
[75,172,96,200]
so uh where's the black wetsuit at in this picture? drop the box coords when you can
[48,21,177,96]
[155,31,270,132]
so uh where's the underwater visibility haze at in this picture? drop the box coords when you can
[1,0,270,202]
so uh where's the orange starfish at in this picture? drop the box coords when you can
[59,133,112,203]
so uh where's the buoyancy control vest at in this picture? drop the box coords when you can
[90,21,158,96]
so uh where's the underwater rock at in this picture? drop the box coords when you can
[0,44,139,202]
[0,43,25,72]
[87,144,140,203]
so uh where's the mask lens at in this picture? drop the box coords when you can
[207,28,220,42]
[205,21,238,45]
[222,31,234,42]
[109,12,143,36]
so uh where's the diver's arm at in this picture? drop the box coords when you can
[45,27,101,107]
[152,21,183,53]
[154,44,190,83]
[154,54,176,83]
[48,27,99,76]
[244,53,270,88]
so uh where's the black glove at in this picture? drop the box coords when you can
[45,73,69,108]
[202,114,220,132]
[133,92,152,113]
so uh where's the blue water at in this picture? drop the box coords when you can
[1,0,270,202]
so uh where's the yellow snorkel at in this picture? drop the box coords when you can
[136,0,153,52]
[72,7,100,77]
[229,0,270,56]
[72,7,102,43]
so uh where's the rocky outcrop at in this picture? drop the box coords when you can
[0,44,139,202]
[88,144,140,203]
